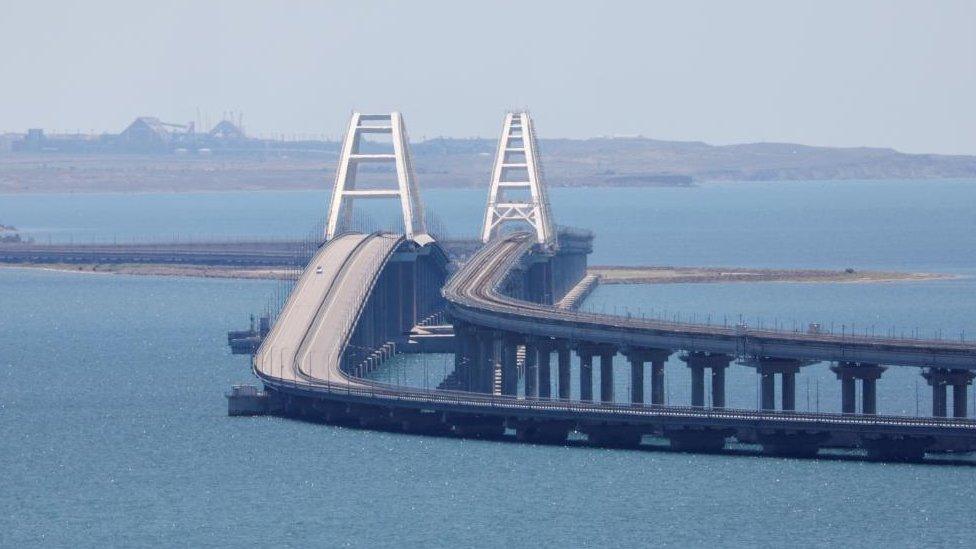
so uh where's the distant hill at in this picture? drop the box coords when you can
[410,137,976,187]
[1,137,973,193]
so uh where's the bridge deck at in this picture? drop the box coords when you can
[254,233,402,387]
[445,233,976,369]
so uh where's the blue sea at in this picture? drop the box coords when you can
[2,180,976,547]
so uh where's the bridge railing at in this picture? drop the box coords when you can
[253,362,976,431]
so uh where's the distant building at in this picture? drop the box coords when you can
[209,120,246,141]
[118,117,193,152]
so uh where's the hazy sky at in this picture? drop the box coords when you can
[1,1,974,154]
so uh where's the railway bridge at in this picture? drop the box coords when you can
[233,111,976,463]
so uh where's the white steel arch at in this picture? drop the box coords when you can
[481,112,556,249]
[325,112,431,245]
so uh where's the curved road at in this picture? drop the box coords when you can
[249,231,976,441]
[254,232,403,388]
[444,233,976,369]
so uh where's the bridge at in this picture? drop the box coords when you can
[229,111,976,463]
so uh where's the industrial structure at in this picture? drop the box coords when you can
[8,115,292,154]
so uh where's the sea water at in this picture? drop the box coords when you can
[1,180,975,547]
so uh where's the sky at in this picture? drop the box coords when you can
[1,0,974,154]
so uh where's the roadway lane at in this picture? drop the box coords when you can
[254,233,368,383]
[253,232,403,388]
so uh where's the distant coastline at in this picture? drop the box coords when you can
[2,262,957,285]
[591,266,957,285]
[1,134,974,194]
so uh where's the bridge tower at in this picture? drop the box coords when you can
[325,112,432,244]
[481,112,556,249]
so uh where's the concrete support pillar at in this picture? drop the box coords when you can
[501,336,519,397]
[471,330,491,394]
[711,366,726,408]
[630,357,644,405]
[752,357,805,411]
[524,341,538,399]
[832,362,886,415]
[953,383,968,419]
[933,383,948,417]
[760,371,775,411]
[781,371,796,411]
[863,378,878,415]
[682,352,733,408]
[924,368,974,418]
[538,343,552,399]
[690,366,705,407]
[623,348,672,406]
[651,360,665,405]
[599,349,615,403]
[578,349,594,402]
[840,378,856,414]
[557,343,571,400]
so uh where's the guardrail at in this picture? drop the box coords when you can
[255,368,976,432]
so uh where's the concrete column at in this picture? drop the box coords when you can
[690,366,705,407]
[711,366,726,408]
[753,357,805,411]
[832,362,885,415]
[863,378,878,415]
[782,371,796,411]
[629,356,644,404]
[501,336,519,397]
[538,343,552,399]
[650,360,665,405]
[578,348,594,402]
[760,371,775,410]
[600,349,615,403]
[841,378,856,414]
[454,325,471,390]
[557,343,571,399]
[524,341,538,399]
[683,352,732,408]
[473,331,491,393]
[933,383,948,417]
[953,383,968,419]
[922,368,971,418]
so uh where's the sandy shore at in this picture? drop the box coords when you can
[590,265,957,284]
[1,263,294,280]
[3,262,957,285]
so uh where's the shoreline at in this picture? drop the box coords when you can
[2,262,958,285]
[590,266,958,285]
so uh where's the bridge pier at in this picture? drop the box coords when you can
[537,339,554,399]
[557,341,571,400]
[624,348,672,405]
[599,347,615,403]
[577,345,595,402]
[500,334,520,397]
[524,340,538,398]
[923,368,974,418]
[830,362,886,414]
[577,343,616,402]
[749,357,806,411]
[681,352,732,408]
